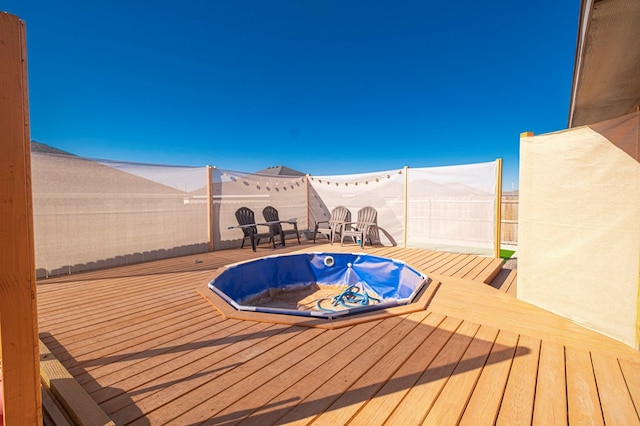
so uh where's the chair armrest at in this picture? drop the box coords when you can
[228,223,272,230]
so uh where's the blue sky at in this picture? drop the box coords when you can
[6,1,580,189]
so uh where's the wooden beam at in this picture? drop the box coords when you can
[403,165,408,248]
[494,158,503,258]
[306,174,311,231]
[40,341,115,425]
[206,165,214,251]
[0,12,42,425]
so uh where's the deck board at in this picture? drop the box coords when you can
[591,352,640,426]
[533,341,567,425]
[422,324,500,425]
[458,329,519,426]
[566,347,605,425]
[496,334,540,425]
[34,242,640,424]
[347,314,458,426]
[385,321,480,424]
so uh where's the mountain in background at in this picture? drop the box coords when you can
[30,141,306,176]
[31,141,76,156]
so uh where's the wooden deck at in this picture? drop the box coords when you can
[35,241,640,425]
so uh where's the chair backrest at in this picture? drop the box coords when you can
[262,205,280,222]
[329,206,351,227]
[235,207,257,237]
[356,206,377,227]
[262,206,282,234]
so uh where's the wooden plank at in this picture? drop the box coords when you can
[105,321,286,424]
[468,257,504,283]
[178,312,423,424]
[429,278,640,359]
[449,255,486,278]
[148,325,327,423]
[591,352,640,425]
[619,358,640,417]
[260,315,411,426]
[71,307,217,383]
[566,347,604,425]
[344,314,457,425]
[41,384,73,426]
[293,310,435,425]
[503,269,518,295]
[423,325,500,425]
[0,12,42,426]
[219,319,382,426]
[496,334,540,425]
[50,295,208,362]
[31,246,640,423]
[64,299,210,365]
[459,329,519,426]
[384,321,480,424]
[39,340,114,425]
[205,325,355,424]
[533,340,567,425]
[75,309,219,383]
[88,318,252,404]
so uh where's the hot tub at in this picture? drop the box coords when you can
[207,252,428,319]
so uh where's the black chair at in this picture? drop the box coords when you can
[262,206,300,246]
[234,207,277,252]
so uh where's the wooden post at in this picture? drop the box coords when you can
[306,174,311,231]
[403,166,409,248]
[0,12,42,425]
[494,158,503,259]
[206,165,214,251]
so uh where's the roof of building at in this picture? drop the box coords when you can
[255,165,306,176]
[569,0,640,127]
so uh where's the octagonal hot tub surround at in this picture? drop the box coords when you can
[207,252,429,319]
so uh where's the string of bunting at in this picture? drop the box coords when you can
[219,171,306,190]
[217,169,403,189]
[308,169,403,186]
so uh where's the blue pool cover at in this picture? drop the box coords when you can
[208,252,428,318]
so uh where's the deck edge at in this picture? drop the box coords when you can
[39,339,115,426]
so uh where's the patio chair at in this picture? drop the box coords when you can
[341,206,378,248]
[262,206,300,245]
[313,205,351,244]
[233,207,277,252]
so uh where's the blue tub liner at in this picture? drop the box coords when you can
[208,252,428,318]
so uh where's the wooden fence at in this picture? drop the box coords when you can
[501,193,518,245]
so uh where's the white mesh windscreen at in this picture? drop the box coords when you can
[309,169,405,246]
[213,169,309,250]
[309,162,498,253]
[32,154,499,277]
[406,162,497,255]
[32,153,209,277]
